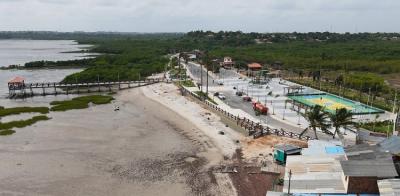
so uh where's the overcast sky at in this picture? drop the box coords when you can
[0,0,399,33]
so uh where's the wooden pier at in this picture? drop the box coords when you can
[8,78,164,98]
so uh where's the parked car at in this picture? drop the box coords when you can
[213,92,219,96]
[218,93,226,100]
[243,96,252,102]
[236,91,244,96]
[216,80,224,85]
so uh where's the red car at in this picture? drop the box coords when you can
[243,96,252,102]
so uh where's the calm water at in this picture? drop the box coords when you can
[0,40,95,67]
[0,40,90,107]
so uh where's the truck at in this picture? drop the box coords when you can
[252,101,268,115]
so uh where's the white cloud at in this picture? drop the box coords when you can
[0,0,399,32]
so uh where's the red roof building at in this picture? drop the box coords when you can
[247,63,262,70]
[8,76,25,84]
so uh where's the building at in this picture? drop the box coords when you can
[273,144,302,164]
[8,76,26,97]
[378,179,400,196]
[247,63,263,77]
[283,140,347,194]
[282,140,399,195]
[341,144,398,194]
[220,56,234,69]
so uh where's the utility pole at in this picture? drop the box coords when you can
[393,90,397,113]
[97,74,100,92]
[288,169,292,195]
[200,63,203,92]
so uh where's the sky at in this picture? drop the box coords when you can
[0,0,399,33]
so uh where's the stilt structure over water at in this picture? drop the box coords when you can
[7,77,164,98]
[8,76,26,97]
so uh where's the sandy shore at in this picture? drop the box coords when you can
[0,85,237,195]
[0,82,309,196]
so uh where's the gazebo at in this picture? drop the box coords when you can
[8,76,26,96]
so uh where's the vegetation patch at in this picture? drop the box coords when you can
[0,107,49,117]
[0,129,16,136]
[0,115,50,131]
[194,91,218,105]
[360,120,394,134]
[181,80,196,87]
[50,95,114,111]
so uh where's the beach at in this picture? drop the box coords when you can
[0,83,239,195]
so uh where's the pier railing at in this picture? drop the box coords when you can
[181,86,312,141]
[8,78,164,98]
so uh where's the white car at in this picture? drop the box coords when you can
[217,93,226,100]
[216,80,224,85]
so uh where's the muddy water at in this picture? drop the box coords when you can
[0,88,217,196]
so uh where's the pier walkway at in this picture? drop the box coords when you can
[7,78,164,98]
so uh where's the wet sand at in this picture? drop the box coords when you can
[0,87,236,195]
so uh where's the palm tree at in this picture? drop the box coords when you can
[300,105,330,140]
[329,108,354,139]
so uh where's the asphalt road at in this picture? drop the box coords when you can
[185,62,330,139]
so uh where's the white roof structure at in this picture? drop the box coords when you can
[301,140,343,156]
[283,155,347,194]
[378,179,400,196]
[283,140,347,194]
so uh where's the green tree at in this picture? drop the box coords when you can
[329,108,354,139]
[300,105,330,140]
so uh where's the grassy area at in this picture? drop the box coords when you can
[194,91,218,105]
[0,107,49,117]
[0,115,50,131]
[50,95,114,111]
[360,120,394,134]
[180,80,196,87]
[0,129,16,136]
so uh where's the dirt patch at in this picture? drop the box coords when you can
[242,135,308,161]
[227,149,281,196]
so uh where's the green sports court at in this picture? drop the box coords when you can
[288,93,385,115]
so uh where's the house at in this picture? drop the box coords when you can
[341,144,398,194]
[220,56,234,69]
[247,63,263,77]
[282,140,399,195]
[273,144,302,164]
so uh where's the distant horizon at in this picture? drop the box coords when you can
[1,0,399,33]
[1,30,400,34]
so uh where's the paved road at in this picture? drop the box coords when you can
[186,62,216,88]
[185,62,331,139]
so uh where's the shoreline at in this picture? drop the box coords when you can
[0,85,238,195]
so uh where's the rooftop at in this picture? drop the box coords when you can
[378,136,400,155]
[247,63,262,69]
[378,179,400,196]
[283,155,347,194]
[274,144,302,154]
[8,76,25,83]
[342,143,398,178]
[302,140,343,156]
[340,160,398,177]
